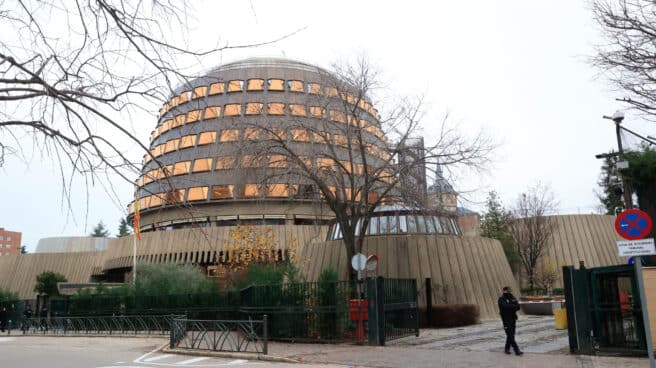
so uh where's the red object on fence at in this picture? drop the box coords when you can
[349,299,368,339]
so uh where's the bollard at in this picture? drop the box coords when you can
[262,315,268,355]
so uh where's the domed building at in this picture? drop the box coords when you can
[129,57,386,232]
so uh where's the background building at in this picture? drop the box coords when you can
[0,228,21,256]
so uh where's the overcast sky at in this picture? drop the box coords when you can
[2,0,654,251]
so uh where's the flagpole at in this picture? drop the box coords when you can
[133,231,137,286]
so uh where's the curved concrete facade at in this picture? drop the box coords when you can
[299,235,518,320]
[35,236,108,253]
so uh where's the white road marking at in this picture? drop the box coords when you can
[176,357,209,365]
[144,354,173,362]
[0,337,14,342]
[134,342,168,363]
[227,360,248,365]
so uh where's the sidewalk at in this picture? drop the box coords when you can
[265,341,648,368]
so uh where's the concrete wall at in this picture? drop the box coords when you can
[35,236,109,253]
[299,234,518,320]
[0,252,104,299]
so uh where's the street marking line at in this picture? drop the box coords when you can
[133,341,170,363]
[227,360,248,365]
[0,337,14,342]
[144,354,173,362]
[177,357,209,365]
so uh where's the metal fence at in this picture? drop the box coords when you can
[21,314,184,335]
[171,317,267,354]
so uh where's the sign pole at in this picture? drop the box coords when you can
[636,257,656,368]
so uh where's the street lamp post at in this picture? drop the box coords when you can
[602,111,655,367]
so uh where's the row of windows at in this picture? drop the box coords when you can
[145,128,390,164]
[139,154,394,187]
[327,215,460,239]
[151,103,384,141]
[130,184,381,212]
[159,79,380,121]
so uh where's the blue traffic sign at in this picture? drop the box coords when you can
[615,209,653,240]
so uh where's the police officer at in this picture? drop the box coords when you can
[498,286,523,356]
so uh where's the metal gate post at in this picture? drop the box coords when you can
[425,278,432,328]
[366,277,379,345]
[376,277,385,346]
[563,266,578,352]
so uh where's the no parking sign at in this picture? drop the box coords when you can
[615,209,653,240]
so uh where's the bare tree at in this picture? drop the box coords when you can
[508,184,558,289]
[0,0,287,220]
[593,0,656,116]
[244,56,496,279]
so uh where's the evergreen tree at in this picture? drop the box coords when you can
[90,221,110,237]
[34,271,67,296]
[117,217,131,237]
[596,151,624,215]
[20,246,27,254]
[480,191,519,272]
[625,145,656,239]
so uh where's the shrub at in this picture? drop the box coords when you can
[317,268,344,339]
[423,304,479,327]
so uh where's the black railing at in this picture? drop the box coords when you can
[171,317,268,354]
[22,314,184,335]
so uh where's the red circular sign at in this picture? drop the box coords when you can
[615,209,653,240]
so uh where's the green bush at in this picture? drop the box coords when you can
[317,268,344,339]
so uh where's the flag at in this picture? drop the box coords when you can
[133,197,141,240]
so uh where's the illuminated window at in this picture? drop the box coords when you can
[247,79,264,91]
[187,186,209,201]
[309,106,325,118]
[187,110,201,123]
[163,165,173,178]
[317,157,336,170]
[321,185,337,198]
[136,176,144,187]
[227,80,244,92]
[340,160,353,173]
[179,91,190,104]
[325,87,338,97]
[346,93,357,105]
[267,128,286,140]
[150,194,163,207]
[164,139,179,153]
[159,120,172,135]
[143,154,151,164]
[241,155,262,168]
[368,192,380,204]
[243,128,261,141]
[245,102,264,115]
[173,161,191,176]
[329,110,345,123]
[298,156,313,168]
[291,129,309,142]
[268,155,287,168]
[287,80,304,92]
[150,130,157,141]
[170,115,184,129]
[219,129,239,142]
[138,197,149,210]
[333,134,348,147]
[289,104,307,116]
[192,157,213,172]
[267,102,285,115]
[171,96,180,107]
[307,83,321,94]
[215,156,235,170]
[165,189,186,205]
[192,86,207,99]
[312,131,330,144]
[198,131,217,145]
[204,106,221,119]
[179,134,197,149]
[267,184,289,197]
[267,79,284,91]
[209,82,224,95]
[224,103,242,117]
[211,185,234,200]
[242,184,261,198]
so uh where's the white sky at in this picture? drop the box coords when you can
[2,0,654,251]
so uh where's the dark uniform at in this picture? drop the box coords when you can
[0,307,7,332]
[498,288,523,356]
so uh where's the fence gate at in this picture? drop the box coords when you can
[564,264,646,355]
[367,277,419,345]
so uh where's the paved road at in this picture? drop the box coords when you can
[0,336,343,368]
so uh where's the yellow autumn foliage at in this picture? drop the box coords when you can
[223,224,298,271]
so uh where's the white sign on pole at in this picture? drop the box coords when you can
[617,238,656,257]
[351,253,367,272]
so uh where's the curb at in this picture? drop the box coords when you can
[8,333,168,338]
[162,347,300,363]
